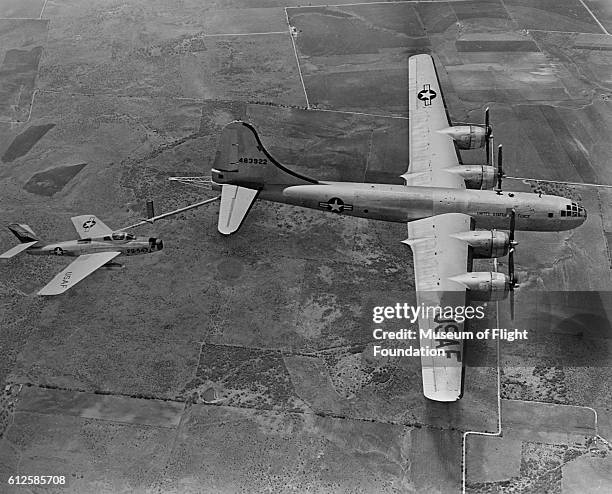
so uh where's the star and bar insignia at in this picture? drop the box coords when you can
[82,217,96,230]
[318,197,353,214]
[417,84,437,106]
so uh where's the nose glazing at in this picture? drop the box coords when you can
[563,201,587,220]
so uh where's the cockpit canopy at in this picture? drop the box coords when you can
[560,202,586,218]
[104,232,136,241]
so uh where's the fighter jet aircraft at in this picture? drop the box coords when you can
[0,216,164,295]
[189,53,586,401]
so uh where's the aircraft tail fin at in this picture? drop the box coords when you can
[211,121,318,189]
[8,224,38,243]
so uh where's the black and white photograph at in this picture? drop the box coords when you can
[0,0,611,492]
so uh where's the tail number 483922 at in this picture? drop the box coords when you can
[239,157,267,164]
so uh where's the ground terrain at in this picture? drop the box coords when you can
[0,1,611,493]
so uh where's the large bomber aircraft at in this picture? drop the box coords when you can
[0,216,164,295]
[205,54,587,402]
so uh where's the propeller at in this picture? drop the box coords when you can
[484,108,492,166]
[494,144,504,194]
[507,208,519,319]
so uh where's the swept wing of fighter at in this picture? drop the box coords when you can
[0,216,164,296]
[203,54,587,401]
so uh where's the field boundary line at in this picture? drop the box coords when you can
[284,7,310,109]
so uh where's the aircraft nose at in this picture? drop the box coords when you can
[149,237,163,251]
[563,201,587,224]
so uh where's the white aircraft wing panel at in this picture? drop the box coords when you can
[408,54,459,179]
[71,215,113,239]
[38,251,120,296]
[402,170,465,189]
[403,213,472,402]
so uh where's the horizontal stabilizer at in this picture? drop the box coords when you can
[0,241,38,259]
[218,184,259,235]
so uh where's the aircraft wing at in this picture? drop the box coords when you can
[403,213,472,402]
[38,251,120,296]
[405,54,463,188]
[403,54,473,401]
[71,215,113,238]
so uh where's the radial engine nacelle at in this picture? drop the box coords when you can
[445,164,498,190]
[438,125,488,149]
[451,210,520,304]
[449,272,511,301]
[450,230,510,258]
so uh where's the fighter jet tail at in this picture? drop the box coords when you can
[211,121,318,235]
[1,224,39,258]
[8,223,39,243]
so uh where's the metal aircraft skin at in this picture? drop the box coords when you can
[205,54,587,402]
[0,216,164,296]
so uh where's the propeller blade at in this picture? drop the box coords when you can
[495,144,503,194]
[507,208,517,320]
[485,108,491,166]
[508,209,519,289]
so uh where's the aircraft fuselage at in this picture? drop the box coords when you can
[257,182,586,232]
[26,236,163,257]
